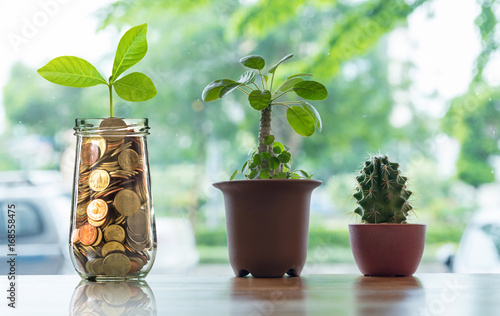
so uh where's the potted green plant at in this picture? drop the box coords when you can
[202,54,327,277]
[38,24,158,280]
[349,154,426,277]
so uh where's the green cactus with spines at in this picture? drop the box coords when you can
[353,155,413,223]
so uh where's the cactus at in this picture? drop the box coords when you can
[353,155,413,223]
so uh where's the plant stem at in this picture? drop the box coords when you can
[237,87,250,95]
[269,73,275,94]
[258,105,272,155]
[272,89,292,101]
[108,84,113,117]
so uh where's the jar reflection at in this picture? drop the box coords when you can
[70,279,157,315]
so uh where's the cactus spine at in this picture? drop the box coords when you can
[353,155,413,223]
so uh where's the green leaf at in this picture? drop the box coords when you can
[241,161,248,173]
[263,135,275,145]
[269,157,280,170]
[229,170,239,180]
[249,169,260,179]
[291,173,301,179]
[248,89,271,110]
[113,72,157,102]
[278,151,291,163]
[287,73,313,79]
[239,55,265,70]
[300,170,309,178]
[273,146,282,154]
[274,172,288,179]
[238,71,257,84]
[261,152,271,160]
[219,83,241,98]
[301,101,322,132]
[278,78,303,92]
[286,106,315,136]
[37,56,107,87]
[252,154,262,165]
[259,169,270,179]
[293,80,328,100]
[111,23,148,81]
[202,79,236,102]
[268,53,293,74]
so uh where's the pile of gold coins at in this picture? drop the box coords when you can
[71,119,153,278]
[71,281,155,315]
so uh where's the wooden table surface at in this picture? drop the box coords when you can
[2,273,499,315]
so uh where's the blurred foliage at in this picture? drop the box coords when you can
[442,0,500,187]
[196,224,464,263]
[2,0,479,234]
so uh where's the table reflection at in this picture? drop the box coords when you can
[230,276,307,316]
[354,276,424,316]
[70,280,156,316]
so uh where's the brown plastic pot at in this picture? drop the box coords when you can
[213,179,321,278]
[349,224,426,277]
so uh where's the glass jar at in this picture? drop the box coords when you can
[70,280,157,315]
[70,118,156,280]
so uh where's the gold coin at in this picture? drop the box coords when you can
[88,170,110,192]
[129,260,140,274]
[88,217,106,228]
[71,228,80,244]
[84,137,107,158]
[80,142,100,165]
[91,228,103,247]
[85,260,95,274]
[76,202,88,218]
[102,253,131,277]
[99,117,127,141]
[79,224,97,246]
[118,149,139,171]
[92,258,105,275]
[114,189,141,216]
[129,257,145,271]
[102,282,131,305]
[87,199,108,222]
[101,241,126,257]
[104,225,125,243]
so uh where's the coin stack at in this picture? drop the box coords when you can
[71,282,154,315]
[71,120,153,278]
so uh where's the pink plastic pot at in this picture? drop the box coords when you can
[349,224,426,277]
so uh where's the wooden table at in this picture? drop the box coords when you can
[1,273,499,315]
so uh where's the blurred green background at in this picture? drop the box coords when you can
[2,0,499,267]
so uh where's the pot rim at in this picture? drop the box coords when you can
[213,178,322,185]
[348,223,426,227]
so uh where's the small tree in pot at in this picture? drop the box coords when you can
[349,154,426,277]
[202,54,327,277]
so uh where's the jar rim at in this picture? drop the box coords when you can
[74,117,150,136]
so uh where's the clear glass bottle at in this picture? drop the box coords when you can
[70,118,156,280]
[70,280,157,315]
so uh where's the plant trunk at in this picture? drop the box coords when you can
[257,105,283,175]
[258,105,272,154]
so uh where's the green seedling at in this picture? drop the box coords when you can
[38,23,156,117]
[202,54,327,179]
